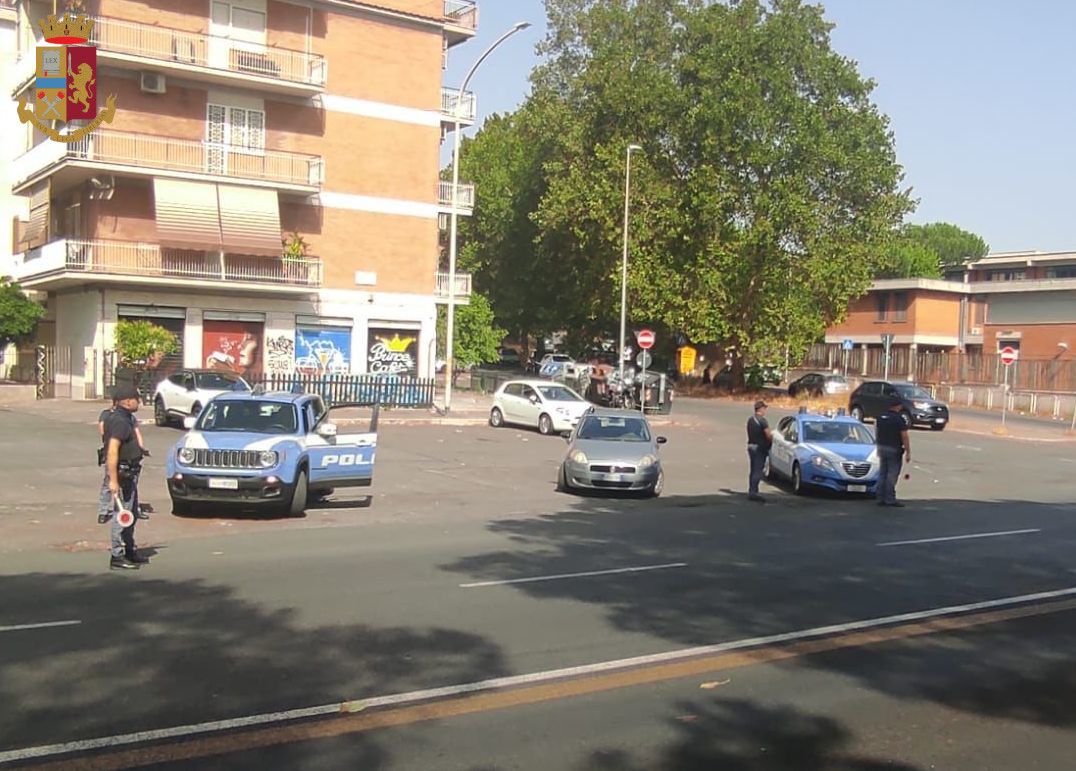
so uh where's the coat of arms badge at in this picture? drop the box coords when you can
[16,12,118,143]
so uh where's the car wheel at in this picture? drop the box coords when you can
[489,407,504,428]
[538,413,554,436]
[792,463,805,495]
[556,463,571,493]
[287,470,308,517]
[900,411,912,428]
[850,405,864,422]
[154,397,169,427]
[648,469,664,498]
[763,455,775,481]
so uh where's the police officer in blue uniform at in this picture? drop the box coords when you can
[875,395,912,507]
[100,384,149,570]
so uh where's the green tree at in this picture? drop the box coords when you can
[437,292,506,374]
[113,319,179,369]
[877,237,941,279]
[0,277,45,347]
[906,222,988,270]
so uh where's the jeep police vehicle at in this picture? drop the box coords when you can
[166,390,377,516]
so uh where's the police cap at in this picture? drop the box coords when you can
[112,383,140,402]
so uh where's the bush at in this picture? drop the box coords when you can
[114,320,179,369]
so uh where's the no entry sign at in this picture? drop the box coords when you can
[636,329,655,350]
[1000,346,1018,366]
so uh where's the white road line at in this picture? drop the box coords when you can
[4,585,1076,765]
[459,562,689,588]
[878,529,1041,547]
[0,620,80,634]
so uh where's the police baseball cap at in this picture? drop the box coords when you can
[112,383,140,401]
[754,400,768,410]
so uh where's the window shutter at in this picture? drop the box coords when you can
[228,106,247,148]
[247,109,264,151]
[206,104,226,145]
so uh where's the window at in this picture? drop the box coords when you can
[231,7,266,34]
[1046,266,1076,279]
[987,269,1025,281]
[875,293,889,321]
[503,384,522,398]
[207,104,265,154]
[891,292,908,322]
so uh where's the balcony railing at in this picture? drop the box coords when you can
[438,180,475,210]
[91,16,327,88]
[435,272,473,299]
[16,129,323,190]
[441,87,477,123]
[444,0,479,31]
[15,239,322,288]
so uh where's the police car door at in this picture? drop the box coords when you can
[304,398,377,487]
[771,417,795,477]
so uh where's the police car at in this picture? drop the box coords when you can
[765,408,880,496]
[165,390,377,516]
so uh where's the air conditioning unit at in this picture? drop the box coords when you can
[140,72,166,94]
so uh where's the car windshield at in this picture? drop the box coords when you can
[577,415,651,442]
[801,421,874,444]
[538,385,582,402]
[894,384,932,400]
[197,400,298,434]
[549,354,572,362]
[195,372,248,391]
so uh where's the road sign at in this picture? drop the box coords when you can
[636,350,652,369]
[1000,346,1018,366]
[636,329,655,350]
[842,339,854,351]
[880,333,895,345]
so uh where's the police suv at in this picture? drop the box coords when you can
[166,390,377,516]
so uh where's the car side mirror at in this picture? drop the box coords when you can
[656,436,668,445]
[182,416,197,430]
[317,422,338,438]
[561,431,572,442]
[529,395,539,404]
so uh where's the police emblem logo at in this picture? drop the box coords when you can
[16,12,118,143]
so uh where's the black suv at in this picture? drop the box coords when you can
[848,381,949,431]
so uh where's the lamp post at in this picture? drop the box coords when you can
[618,143,643,384]
[444,20,532,413]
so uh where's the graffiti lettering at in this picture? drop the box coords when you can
[267,335,295,374]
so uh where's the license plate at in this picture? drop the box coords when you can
[935,418,946,423]
[848,484,867,493]
[208,478,239,490]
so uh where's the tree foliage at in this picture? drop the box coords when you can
[876,222,988,278]
[0,277,45,347]
[113,320,179,369]
[437,292,506,370]
[456,0,914,385]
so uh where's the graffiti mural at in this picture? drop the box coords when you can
[295,327,352,376]
[202,320,263,380]
[367,328,419,376]
[266,335,295,374]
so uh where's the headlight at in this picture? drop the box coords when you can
[569,450,588,464]
[259,450,279,468]
[913,401,930,410]
[811,455,834,471]
[178,447,196,465]
[637,454,656,469]
[555,406,570,415]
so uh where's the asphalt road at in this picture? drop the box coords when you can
[1,398,1075,769]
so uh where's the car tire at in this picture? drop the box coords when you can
[287,470,308,517]
[900,411,912,428]
[850,405,864,422]
[538,413,554,436]
[764,455,775,481]
[489,407,504,428]
[154,397,170,427]
[792,463,805,495]
[648,469,664,498]
[556,463,571,493]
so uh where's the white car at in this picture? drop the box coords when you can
[489,379,593,435]
[153,368,251,427]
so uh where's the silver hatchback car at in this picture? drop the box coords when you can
[557,408,667,497]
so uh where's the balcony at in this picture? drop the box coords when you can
[438,180,475,214]
[13,130,323,195]
[444,0,479,47]
[435,271,473,304]
[89,16,326,96]
[441,87,477,128]
[10,239,322,293]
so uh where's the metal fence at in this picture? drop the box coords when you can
[255,373,436,408]
[804,344,1076,393]
[0,348,37,383]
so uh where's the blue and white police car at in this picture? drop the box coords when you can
[765,409,879,496]
[165,390,377,516]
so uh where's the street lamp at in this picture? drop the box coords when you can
[618,143,643,384]
[444,20,532,413]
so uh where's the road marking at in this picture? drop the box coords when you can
[459,562,688,588]
[0,620,80,634]
[955,444,982,452]
[877,528,1041,547]
[7,586,1076,769]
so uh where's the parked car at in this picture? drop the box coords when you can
[557,407,667,496]
[528,352,572,375]
[537,353,576,378]
[153,369,250,427]
[489,379,592,435]
[788,373,851,398]
[166,391,378,516]
[848,381,949,430]
[712,363,782,389]
[497,347,522,368]
[766,410,879,495]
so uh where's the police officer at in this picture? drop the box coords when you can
[875,395,912,507]
[100,384,149,570]
[746,400,773,502]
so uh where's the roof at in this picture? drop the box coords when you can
[793,411,859,424]
[968,250,1076,269]
[212,391,312,405]
[502,379,581,388]
[583,406,651,419]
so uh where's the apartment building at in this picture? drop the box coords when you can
[821,251,1076,375]
[6,0,479,397]
[1,0,22,276]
